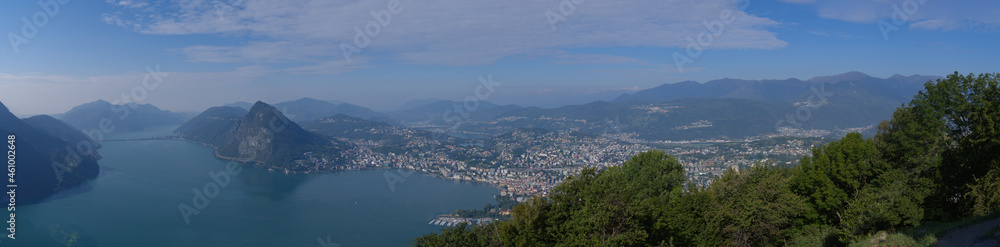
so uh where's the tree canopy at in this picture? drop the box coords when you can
[416,72,1000,246]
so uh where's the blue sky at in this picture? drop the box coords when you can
[0,0,998,115]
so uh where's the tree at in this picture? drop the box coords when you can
[792,133,925,238]
[417,72,1000,246]
[703,164,811,247]
[660,185,714,246]
[875,72,1000,219]
[968,169,1000,216]
[539,150,686,246]
[840,168,925,235]
[417,150,688,246]
[792,133,884,226]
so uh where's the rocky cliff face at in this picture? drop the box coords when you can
[176,101,348,170]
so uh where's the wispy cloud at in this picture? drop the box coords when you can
[282,60,373,75]
[102,0,786,67]
[176,41,338,63]
[807,30,858,39]
[105,0,149,9]
[778,0,818,4]
[542,51,646,66]
[784,0,1000,31]
[909,19,963,31]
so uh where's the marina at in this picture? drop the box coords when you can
[427,214,495,226]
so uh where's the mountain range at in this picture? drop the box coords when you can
[53,71,943,147]
[387,99,523,126]
[2,71,943,202]
[1,101,100,204]
[161,72,945,142]
[613,71,937,103]
[434,72,941,140]
[57,100,190,133]
[272,98,381,122]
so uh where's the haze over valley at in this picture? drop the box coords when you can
[2,0,998,246]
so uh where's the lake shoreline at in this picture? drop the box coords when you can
[155,136,505,196]
[22,134,501,246]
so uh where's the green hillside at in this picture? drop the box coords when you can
[416,72,1000,246]
[1,103,100,205]
[175,102,351,171]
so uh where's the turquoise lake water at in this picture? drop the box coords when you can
[9,126,498,247]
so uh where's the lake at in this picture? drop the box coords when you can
[11,126,499,247]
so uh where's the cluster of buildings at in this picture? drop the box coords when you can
[293,123,826,197]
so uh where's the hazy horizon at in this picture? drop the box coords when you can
[2,0,998,115]
[3,70,945,116]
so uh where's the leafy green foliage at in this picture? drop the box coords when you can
[417,151,687,246]
[703,165,811,247]
[968,169,1000,217]
[792,133,883,226]
[453,195,518,219]
[787,225,843,247]
[875,72,1000,219]
[790,132,925,238]
[417,72,1000,247]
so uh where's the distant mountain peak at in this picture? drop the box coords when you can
[890,73,940,80]
[288,97,328,104]
[249,101,271,111]
[72,99,113,109]
[613,71,930,106]
[397,98,447,111]
[841,71,869,77]
[247,101,292,124]
[59,100,185,132]
[282,97,348,106]
[272,98,379,122]
[176,100,346,170]
[808,71,872,83]
[224,101,255,111]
